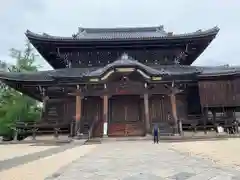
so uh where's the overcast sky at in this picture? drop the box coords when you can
[0,0,239,70]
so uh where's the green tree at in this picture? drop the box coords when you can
[0,41,41,138]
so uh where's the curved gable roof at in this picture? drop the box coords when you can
[0,54,200,82]
[88,54,168,77]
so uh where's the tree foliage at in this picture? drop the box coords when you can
[0,41,41,137]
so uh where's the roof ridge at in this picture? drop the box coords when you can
[78,26,165,33]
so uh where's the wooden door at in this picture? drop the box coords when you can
[110,96,139,122]
[149,95,171,124]
[111,98,126,122]
[108,95,144,136]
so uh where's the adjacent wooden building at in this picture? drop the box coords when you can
[1,25,239,137]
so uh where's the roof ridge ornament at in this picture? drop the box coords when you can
[72,27,86,38]
[42,33,50,37]
[121,53,129,60]
[78,27,85,33]
[156,25,164,32]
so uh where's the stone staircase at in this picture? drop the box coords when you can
[108,122,145,137]
[44,99,62,125]
[47,114,59,124]
[125,123,145,136]
[157,122,173,136]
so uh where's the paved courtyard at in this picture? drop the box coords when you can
[48,141,240,180]
[170,138,240,169]
[0,139,240,180]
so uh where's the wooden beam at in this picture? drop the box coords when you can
[68,88,82,96]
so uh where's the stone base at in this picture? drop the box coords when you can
[103,122,108,136]
[73,134,88,140]
[103,134,108,138]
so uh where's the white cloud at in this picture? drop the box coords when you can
[0,0,240,68]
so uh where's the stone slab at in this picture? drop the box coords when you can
[48,141,240,180]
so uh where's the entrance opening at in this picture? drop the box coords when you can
[108,95,145,136]
[110,95,141,122]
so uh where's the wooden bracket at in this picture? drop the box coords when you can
[100,95,112,99]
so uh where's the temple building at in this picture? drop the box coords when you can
[0,25,239,138]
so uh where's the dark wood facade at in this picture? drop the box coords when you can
[3,26,239,138]
[198,76,240,107]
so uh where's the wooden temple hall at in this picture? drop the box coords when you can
[1,25,240,138]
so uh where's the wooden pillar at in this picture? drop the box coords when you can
[41,87,48,120]
[212,109,217,130]
[203,107,208,134]
[103,95,109,136]
[43,88,47,112]
[170,93,178,134]
[70,119,75,137]
[212,109,216,124]
[75,85,82,136]
[144,93,150,133]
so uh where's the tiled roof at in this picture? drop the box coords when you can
[0,71,53,81]
[153,65,201,75]
[25,26,219,41]
[197,65,240,77]
[1,55,240,82]
[72,26,168,40]
[0,54,196,82]
[87,54,168,76]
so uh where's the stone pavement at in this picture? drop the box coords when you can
[48,141,240,180]
[0,141,95,180]
[0,140,85,171]
[170,139,240,169]
[0,144,57,162]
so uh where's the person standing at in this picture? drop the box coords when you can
[153,124,159,144]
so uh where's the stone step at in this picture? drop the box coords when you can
[84,138,101,145]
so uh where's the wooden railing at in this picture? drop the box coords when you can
[88,118,100,140]
[15,120,70,138]
[181,114,239,134]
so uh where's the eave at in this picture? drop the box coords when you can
[0,58,200,98]
[0,79,43,101]
[26,27,219,69]
[197,65,240,80]
[25,27,219,42]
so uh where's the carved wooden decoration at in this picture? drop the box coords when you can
[55,47,188,68]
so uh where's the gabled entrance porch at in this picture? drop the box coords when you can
[72,54,184,138]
